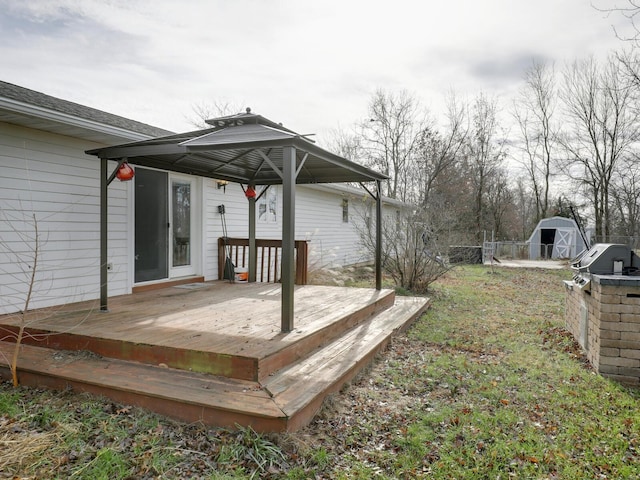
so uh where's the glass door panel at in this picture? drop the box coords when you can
[169,176,195,277]
[135,169,168,283]
[172,180,191,268]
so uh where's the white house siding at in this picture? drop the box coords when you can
[293,185,372,269]
[202,183,390,279]
[1,124,400,314]
[202,179,250,281]
[0,122,129,314]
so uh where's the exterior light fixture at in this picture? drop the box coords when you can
[216,179,229,193]
[115,162,135,181]
[244,186,257,199]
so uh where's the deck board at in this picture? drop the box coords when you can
[265,296,431,428]
[0,341,287,431]
[0,282,395,380]
[0,286,430,432]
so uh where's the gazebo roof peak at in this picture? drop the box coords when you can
[204,107,301,138]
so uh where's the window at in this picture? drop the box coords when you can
[342,198,349,223]
[258,187,278,223]
[365,204,372,230]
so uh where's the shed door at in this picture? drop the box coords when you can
[553,228,574,259]
[540,228,556,259]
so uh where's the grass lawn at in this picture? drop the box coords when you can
[1,265,639,479]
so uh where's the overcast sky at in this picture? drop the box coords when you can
[0,0,634,144]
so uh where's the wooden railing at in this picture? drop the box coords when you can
[218,237,309,285]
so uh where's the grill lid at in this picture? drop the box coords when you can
[571,243,640,275]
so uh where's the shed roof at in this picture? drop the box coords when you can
[527,216,580,243]
[87,110,387,185]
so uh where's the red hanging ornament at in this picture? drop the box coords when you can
[245,186,257,199]
[116,162,135,181]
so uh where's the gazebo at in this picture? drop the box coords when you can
[87,109,388,333]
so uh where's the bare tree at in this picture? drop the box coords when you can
[512,60,559,222]
[485,168,518,239]
[358,89,426,201]
[594,0,640,43]
[185,100,246,129]
[327,126,363,163]
[610,154,640,240]
[513,176,537,239]
[464,93,507,242]
[415,92,467,207]
[559,55,639,239]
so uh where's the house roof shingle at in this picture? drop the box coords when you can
[0,80,172,138]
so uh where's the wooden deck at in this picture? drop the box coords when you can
[0,282,430,432]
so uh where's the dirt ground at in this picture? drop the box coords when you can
[485,259,569,269]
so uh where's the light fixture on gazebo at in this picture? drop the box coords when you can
[244,186,257,199]
[115,162,135,181]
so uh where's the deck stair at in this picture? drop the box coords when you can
[0,286,429,432]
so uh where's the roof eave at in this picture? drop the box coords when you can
[0,96,158,142]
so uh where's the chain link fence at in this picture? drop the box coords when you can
[484,237,640,263]
[483,241,563,262]
[591,236,640,249]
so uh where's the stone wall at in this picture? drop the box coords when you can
[564,275,640,386]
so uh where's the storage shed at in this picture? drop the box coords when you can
[527,216,588,260]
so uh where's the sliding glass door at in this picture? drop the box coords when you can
[134,169,196,283]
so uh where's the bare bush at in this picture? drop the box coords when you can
[354,205,452,294]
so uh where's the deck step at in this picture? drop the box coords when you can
[0,340,288,432]
[255,287,396,381]
[264,296,430,431]
[0,295,429,432]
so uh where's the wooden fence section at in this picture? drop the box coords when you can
[218,238,309,285]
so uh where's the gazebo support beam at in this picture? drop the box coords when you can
[359,181,384,291]
[100,157,109,311]
[281,146,296,332]
[248,189,257,282]
[376,180,382,291]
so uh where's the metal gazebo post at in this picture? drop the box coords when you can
[376,179,382,291]
[248,185,257,283]
[281,146,296,332]
[100,157,134,312]
[100,157,108,311]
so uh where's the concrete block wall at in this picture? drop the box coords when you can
[565,276,640,386]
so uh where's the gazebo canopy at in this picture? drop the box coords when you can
[87,110,387,333]
[87,109,387,186]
